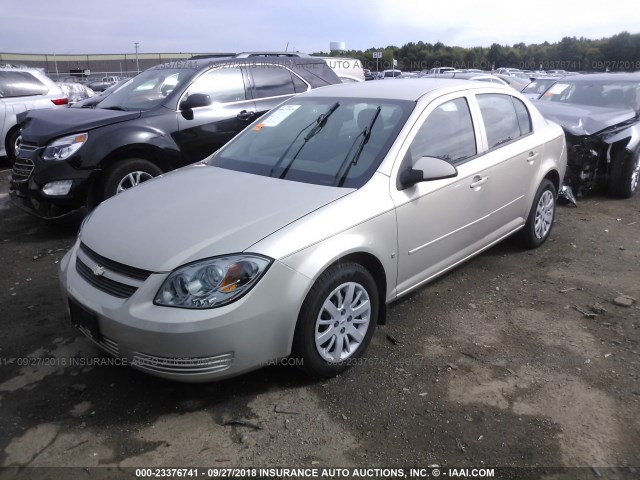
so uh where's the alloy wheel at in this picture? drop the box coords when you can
[116,171,154,194]
[315,282,371,363]
[534,190,554,239]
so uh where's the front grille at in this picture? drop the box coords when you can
[11,158,34,182]
[131,351,234,375]
[76,328,120,357]
[80,243,152,281]
[76,257,138,298]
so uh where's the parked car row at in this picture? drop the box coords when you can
[4,52,638,384]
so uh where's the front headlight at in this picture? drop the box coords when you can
[154,254,272,309]
[42,133,88,161]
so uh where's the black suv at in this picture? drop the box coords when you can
[10,55,340,219]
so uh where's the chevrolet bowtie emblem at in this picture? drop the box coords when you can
[92,264,105,277]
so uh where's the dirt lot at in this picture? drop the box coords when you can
[0,167,639,477]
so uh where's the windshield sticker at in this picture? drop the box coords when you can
[547,83,569,95]
[261,105,301,127]
[252,123,265,131]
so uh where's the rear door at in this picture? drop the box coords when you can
[391,92,494,296]
[175,66,257,161]
[472,92,540,241]
[247,63,307,118]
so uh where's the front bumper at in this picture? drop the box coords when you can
[59,241,312,382]
[9,146,98,219]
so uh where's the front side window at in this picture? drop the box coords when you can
[250,66,297,98]
[210,97,413,188]
[409,97,476,164]
[477,94,528,149]
[185,67,246,104]
[0,71,48,98]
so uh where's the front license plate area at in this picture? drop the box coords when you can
[69,298,102,341]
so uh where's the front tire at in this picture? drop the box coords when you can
[100,158,162,202]
[518,179,557,249]
[292,263,378,378]
[4,128,21,166]
[608,150,640,199]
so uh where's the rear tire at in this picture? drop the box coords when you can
[100,158,162,203]
[608,150,640,199]
[518,179,557,249]
[292,262,378,378]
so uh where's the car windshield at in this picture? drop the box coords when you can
[98,68,194,111]
[209,97,413,188]
[539,80,640,110]
[522,78,557,95]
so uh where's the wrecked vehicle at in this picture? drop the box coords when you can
[533,73,640,198]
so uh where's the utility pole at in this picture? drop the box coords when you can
[134,42,140,73]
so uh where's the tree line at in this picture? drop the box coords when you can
[313,31,640,73]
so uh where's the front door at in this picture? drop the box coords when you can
[175,67,257,161]
[391,94,494,296]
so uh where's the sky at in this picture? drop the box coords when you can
[1,0,639,54]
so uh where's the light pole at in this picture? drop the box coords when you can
[134,42,140,73]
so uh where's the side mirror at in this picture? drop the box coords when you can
[398,156,458,190]
[180,93,211,111]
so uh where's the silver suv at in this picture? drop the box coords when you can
[0,65,67,163]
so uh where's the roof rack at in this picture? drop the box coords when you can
[233,52,310,58]
[188,53,236,60]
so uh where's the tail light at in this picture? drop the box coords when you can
[51,97,69,106]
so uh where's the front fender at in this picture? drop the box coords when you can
[276,209,399,304]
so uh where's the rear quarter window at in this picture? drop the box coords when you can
[0,71,49,98]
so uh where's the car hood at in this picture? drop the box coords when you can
[20,108,141,146]
[532,101,637,136]
[80,165,352,272]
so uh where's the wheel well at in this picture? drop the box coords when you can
[100,146,172,174]
[544,169,560,193]
[87,147,170,208]
[331,252,388,325]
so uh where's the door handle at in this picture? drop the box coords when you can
[470,175,488,189]
[237,110,255,121]
[527,151,539,163]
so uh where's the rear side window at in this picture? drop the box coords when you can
[477,94,530,149]
[251,66,297,98]
[186,67,247,104]
[0,71,48,98]
[512,97,532,135]
[291,73,308,93]
[409,97,477,164]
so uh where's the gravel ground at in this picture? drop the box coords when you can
[0,168,638,479]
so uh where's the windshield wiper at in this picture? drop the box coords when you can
[333,106,381,187]
[268,102,340,178]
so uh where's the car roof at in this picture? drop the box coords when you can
[560,73,640,82]
[302,78,507,101]
[152,55,328,71]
